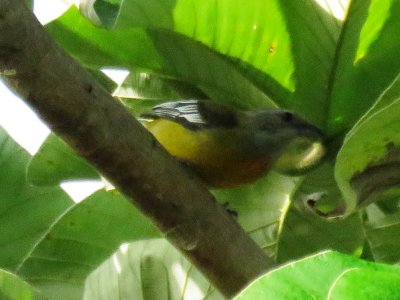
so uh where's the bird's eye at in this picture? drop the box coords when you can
[282,111,293,122]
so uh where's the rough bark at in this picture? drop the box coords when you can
[0,0,274,297]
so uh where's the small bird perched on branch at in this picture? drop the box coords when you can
[141,100,325,188]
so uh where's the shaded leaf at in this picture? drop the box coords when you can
[327,0,400,135]
[336,73,400,214]
[86,68,118,93]
[364,203,400,264]
[27,133,99,186]
[278,0,342,126]
[116,70,207,117]
[115,70,205,101]
[24,0,33,10]
[0,127,74,296]
[213,173,296,259]
[0,126,73,270]
[277,200,364,263]
[83,239,222,300]
[18,190,160,299]
[293,162,345,215]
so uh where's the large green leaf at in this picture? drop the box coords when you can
[277,201,364,263]
[27,133,100,186]
[268,160,364,262]
[86,0,296,94]
[327,0,400,135]
[364,203,400,264]
[81,0,345,125]
[277,0,341,126]
[45,7,161,71]
[213,173,295,259]
[17,190,160,300]
[24,0,33,10]
[292,161,345,215]
[335,73,400,214]
[0,127,160,298]
[114,70,205,102]
[46,7,276,110]
[0,269,42,300]
[146,29,275,108]
[0,126,73,269]
[80,0,400,133]
[0,127,73,296]
[235,251,400,300]
[83,239,222,300]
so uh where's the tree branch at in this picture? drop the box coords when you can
[0,0,274,297]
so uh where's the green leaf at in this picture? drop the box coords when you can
[148,29,276,108]
[327,0,400,135]
[17,189,160,299]
[0,269,42,300]
[2,126,159,298]
[84,0,296,94]
[335,73,400,214]
[115,70,205,102]
[24,0,33,10]
[64,1,400,131]
[81,0,346,125]
[46,7,275,110]
[277,0,342,126]
[0,127,74,296]
[83,239,222,300]
[235,251,400,300]
[328,268,400,300]
[271,161,363,263]
[364,203,400,264]
[116,70,207,117]
[293,162,345,215]
[27,133,99,186]
[86,68,118,93]
[0,126,73,270]
[213,173,296,259]
[45,7,162,71]
[277,197,364,263]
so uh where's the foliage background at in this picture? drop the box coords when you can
[1,0,400,299]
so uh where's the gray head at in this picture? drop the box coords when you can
[241,109,325,174]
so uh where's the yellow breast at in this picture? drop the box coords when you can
[144,119,271,188]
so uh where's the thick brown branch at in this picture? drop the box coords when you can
[0,0,273,297]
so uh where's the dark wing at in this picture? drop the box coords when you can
[140,100,239,130]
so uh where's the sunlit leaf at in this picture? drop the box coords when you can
[0,269,42,300]
[46,7,276,110]
[80,0,347,126]
[235,251,400,299]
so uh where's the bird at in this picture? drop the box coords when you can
[141,100,325,188]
